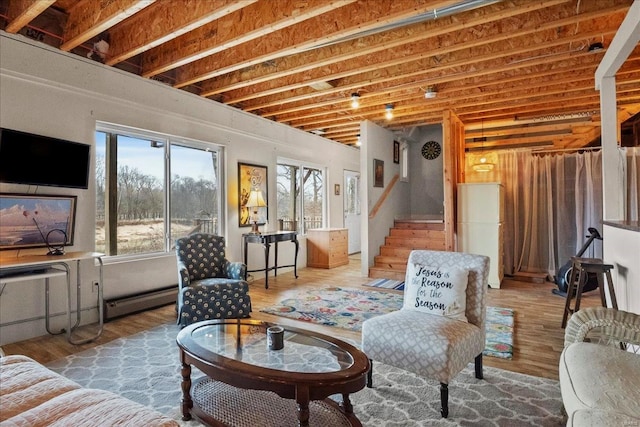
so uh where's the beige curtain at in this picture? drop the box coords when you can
[496,149,604,278]
[624,147,640,221]
[467,147,638,279]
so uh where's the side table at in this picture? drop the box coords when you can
[243,231,298,289]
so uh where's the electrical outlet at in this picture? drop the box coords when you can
[92,281,99,293]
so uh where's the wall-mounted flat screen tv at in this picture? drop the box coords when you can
[0,128,90,189]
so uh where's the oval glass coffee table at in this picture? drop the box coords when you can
[176,319,370,427]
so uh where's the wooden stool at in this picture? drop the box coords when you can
[561,257,618,328]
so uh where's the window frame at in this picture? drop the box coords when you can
[276,157,327,235]
[95,122,225,259]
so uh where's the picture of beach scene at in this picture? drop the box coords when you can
[0,194,76,250]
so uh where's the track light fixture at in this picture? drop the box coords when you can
[351,93,360,108]
[385,104,394,120]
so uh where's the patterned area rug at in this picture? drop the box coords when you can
[485,306,515,359]
[260,287,401,331]
[46,322,562,426]
[260,287,514,359]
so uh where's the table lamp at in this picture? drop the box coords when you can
[246,189,267,234]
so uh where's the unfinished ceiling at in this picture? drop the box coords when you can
[1,0,638,151]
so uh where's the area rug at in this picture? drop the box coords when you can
[46,322,563,426]
[259,287,514,359]
[485,306,515,359]
[363,278,405,290]
[260,287,402,331]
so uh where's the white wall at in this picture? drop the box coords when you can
[361,120,411,276]
[603,224,640,315]
[408,124,444,216]
[0,32,359,344]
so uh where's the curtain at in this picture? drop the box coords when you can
[468,147,638,279]
[624,147,640,221]
[496,149,604,278]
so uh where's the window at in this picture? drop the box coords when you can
[276,161,325,233]
[95,125,222,257]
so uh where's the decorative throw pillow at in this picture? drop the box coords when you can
[402,263,469,322]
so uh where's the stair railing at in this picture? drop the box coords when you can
[369,173,400,219]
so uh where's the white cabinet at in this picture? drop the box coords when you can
[457,183,504,288]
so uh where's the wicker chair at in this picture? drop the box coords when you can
[175,234,251,327]
[361,250,490,418]
[560,307,640,426]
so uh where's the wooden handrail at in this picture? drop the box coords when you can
[369,173,400,219]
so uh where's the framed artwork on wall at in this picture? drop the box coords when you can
[0,193,77,251]
[374,159,384,188]
[238,162,268,228]
[393,140,400,164]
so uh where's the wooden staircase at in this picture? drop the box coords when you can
[369,219,447,280]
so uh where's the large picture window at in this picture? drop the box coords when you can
[95,125,222,257]
[276,161,325,234]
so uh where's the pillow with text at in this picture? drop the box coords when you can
[403,263,469,322]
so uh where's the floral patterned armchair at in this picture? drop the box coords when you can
[175,233,251,327]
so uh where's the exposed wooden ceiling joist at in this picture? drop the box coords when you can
[1,0,637,149]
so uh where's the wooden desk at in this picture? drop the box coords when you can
[243,232,298,289]
[0,251,104,345]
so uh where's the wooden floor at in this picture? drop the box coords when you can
[2,255,603,381]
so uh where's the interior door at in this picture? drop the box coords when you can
[343,170,361,254]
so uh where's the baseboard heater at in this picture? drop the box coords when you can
[104,285,177,321]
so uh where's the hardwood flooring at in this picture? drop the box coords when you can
[2,255,603,381]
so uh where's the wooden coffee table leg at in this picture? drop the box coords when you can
[180,361,193,421]
[296,387,311,426]
[342,393,353,414]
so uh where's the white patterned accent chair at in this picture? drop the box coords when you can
[175,233,251,327]
[361,250,490,418]
[560,306,640,426]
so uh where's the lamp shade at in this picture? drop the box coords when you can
[246,189,267,208]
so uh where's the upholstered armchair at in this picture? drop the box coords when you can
[560,306,640,426]
[361,250,490,418]
[175,233,251,327]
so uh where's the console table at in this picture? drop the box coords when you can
[243,231,298,289]
[0,251,104,345]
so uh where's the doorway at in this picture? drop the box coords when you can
[343,170,361,254]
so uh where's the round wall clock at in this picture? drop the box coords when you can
[421,140,441,160]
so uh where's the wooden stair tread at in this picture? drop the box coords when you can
[369,219,448,280]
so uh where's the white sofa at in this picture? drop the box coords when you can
[1,355,179,426]
[559,307,640,426]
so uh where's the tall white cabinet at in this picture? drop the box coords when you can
[457,183,504,288]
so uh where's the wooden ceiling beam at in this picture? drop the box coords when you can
[226,24,619,111]
[4,0,55,33]
[200,0,570,97]
[104,0,252,66]
[249,49,608,115]
[60,0,155,51]
[210,1,628,103]
[280,73,603,129]
[172,0,459,88]
[138,0,344,77]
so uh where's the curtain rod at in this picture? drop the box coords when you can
[530,146,601,154]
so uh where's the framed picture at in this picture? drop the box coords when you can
[374,159,384,188]
[238,162,268,227]
[0,193,77,250]
[393,140,400,164]
[334,184,340,196]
